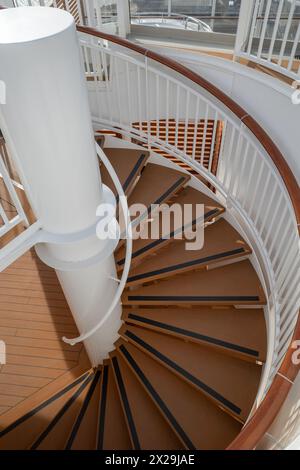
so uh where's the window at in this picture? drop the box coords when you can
[129,0,241,35]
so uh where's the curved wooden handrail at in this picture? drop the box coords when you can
[0,4,299,447]
[77,25,300,450]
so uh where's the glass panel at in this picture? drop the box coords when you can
[130,0,169,15]
[130,0,241,35]
[99,0,118,25]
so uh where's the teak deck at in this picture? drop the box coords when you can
[0,249,88,427]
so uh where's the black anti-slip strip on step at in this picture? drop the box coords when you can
[65,370,102,450]
[124,330,242,416]
[119,344,196,450]
[123,154,147,193]
[127,248,246,283]
[0,372,91,438]
[130,176,187,233]
[132,177,187,228]
[117,208,221,266]
[97,365,109,450]
[127,295,260,303]
[111,356,141,450]
[30,373,95,450]
[149,177,187,210]
[126,313,259,358]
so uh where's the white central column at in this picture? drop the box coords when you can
[0,6,121,365]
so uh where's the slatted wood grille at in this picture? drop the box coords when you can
[132,119,224,175]
[54,0,81,24]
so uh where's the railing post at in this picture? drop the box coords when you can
[0,7,121,365]
[234,0,255,60]
[167,0,172,17]
[211,0,216,32]
[116,0,130,38]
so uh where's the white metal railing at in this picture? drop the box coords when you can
[0,136,132,339]
[10,0,300,82]
[79,29,300,403]
[0,137,30,239]
[236,0,300,80]
[131,11,212,33]
[13,0,119,33]
[63,142,133,346]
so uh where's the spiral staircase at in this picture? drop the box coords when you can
[0,135,267,450]
[0,0,299,453]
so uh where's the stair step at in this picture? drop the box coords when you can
[123,260,266,306]
[100,148,149,196]
[0,371,91,450]
[110,354,139,449]
[122,307,266,362]
[117,341,243,450]
[110,352,183,450]
[65,369,102,450]
[116,187,224,267]
[120,325,262,422]
[96,363,132,450]
[30,372,94,450]
[127,163,190,229]
[126,219,251,285]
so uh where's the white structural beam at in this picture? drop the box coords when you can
[234,0,255,59]
[0,6,121,365]
[117,0,131,37]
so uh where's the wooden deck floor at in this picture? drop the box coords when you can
[0,249,89,426]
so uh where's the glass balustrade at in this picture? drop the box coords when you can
[129,0,241,35]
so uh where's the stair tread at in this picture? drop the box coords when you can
[123,306,266,361]
[110,352,183,450]
[118,341,243,450]
[120,325,262,421]
[30,373,94,450]
[0,371,91,450]
[100,148,149,196]
[128,163,190,225]
[126,218,251,284]
[116,187,224,266]
[123,260,266,306]
[97,364,132,450]
[66,370,102,450]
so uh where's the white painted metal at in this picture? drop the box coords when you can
[116,0,130,37]
[234,0,255,58]
[0,140,29,237]
[63,142,133,346]
[0,7,122,364]
[237,0,300,79]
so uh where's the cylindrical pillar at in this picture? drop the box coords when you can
[0,6,121,365]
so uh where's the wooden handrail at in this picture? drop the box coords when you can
[77,25,300,450]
